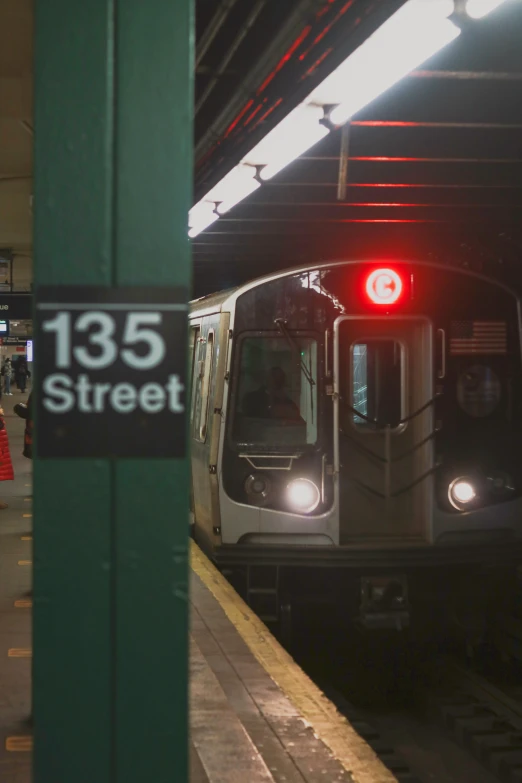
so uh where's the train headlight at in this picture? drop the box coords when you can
[286,478,320,514]
[244,474,272,507]
[448,477,476,510]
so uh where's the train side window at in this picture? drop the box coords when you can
[352,340,404,429]
[194,330,214,442]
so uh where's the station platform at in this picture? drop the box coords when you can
[0,393,33,783]
[0,396,395,783]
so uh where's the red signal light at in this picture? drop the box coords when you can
[365,268,402,305]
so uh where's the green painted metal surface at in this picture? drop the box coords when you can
[33,1,193,781]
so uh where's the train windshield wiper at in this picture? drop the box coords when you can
[274,319,316,420]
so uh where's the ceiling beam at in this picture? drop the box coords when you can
[299,156,522,163]
[351,120,522,129]
[195,0,329,159]
[410,70,522,80]
[196,0,241,69]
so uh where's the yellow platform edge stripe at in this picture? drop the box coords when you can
[190,541,398,783]
[14,599,32,608]
[8,648,32,658]
[6,736,32,752]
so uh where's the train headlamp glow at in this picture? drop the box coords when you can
[448,477,476,509]
[286,478,320,514]
[366,268,403,305]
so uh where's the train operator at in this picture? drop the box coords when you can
[242,366,300,420]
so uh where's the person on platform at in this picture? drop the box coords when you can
[15,359,30,394]
[14,393,32,461]
[0,406,14,509]
[2,358,13,396]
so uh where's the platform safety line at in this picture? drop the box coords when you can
[14,600,32,608]
[190,541,398,783]
[8,649,32,658]
[5,736,32,752]
[17,560,32,566]
[21,535,32,541]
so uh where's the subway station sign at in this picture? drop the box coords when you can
[35,287,188,458]
[0,294,32,319]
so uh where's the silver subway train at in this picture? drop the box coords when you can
[189,260,522,638]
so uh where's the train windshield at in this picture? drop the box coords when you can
[232,335,317,449]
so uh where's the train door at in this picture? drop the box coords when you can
[334,316,434,545]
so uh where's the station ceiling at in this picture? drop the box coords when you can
[194,0,522,296]
[0,0,32,273]
[1,1,521,297]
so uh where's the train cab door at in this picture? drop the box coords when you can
[334,316,434,546]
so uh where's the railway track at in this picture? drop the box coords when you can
[299,628,520,783]
[274,601,522,781]
[422,657,522,782]
[317,679,422,783]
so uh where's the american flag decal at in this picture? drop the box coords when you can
[449,321,507,355]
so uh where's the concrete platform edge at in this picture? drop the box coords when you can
[190,540,398,783]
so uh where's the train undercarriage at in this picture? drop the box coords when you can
[216,541,522,652]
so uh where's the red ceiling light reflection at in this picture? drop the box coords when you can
[366,269,403,305]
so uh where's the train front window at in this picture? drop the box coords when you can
[233,335,318,448]
[351,340,404,429]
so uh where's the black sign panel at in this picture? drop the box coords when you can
[0,294,32,320]
[35,286,188,458]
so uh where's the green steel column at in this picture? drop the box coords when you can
[33,1,193,781]
[33,3,114,781]
[113,2,193,782]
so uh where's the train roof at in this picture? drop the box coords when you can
[189,258,521,317]
[189,260,332,316]
[189,286,238,317]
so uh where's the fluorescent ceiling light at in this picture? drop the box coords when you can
[466,0,512,18]
[213,165,261,214]
[188,201,218,238]
[188,165,261,234]
[189,0,463,236]
[319,2,460,126]
[243,105,329,181]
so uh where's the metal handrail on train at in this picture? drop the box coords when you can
[238,454,301,471]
